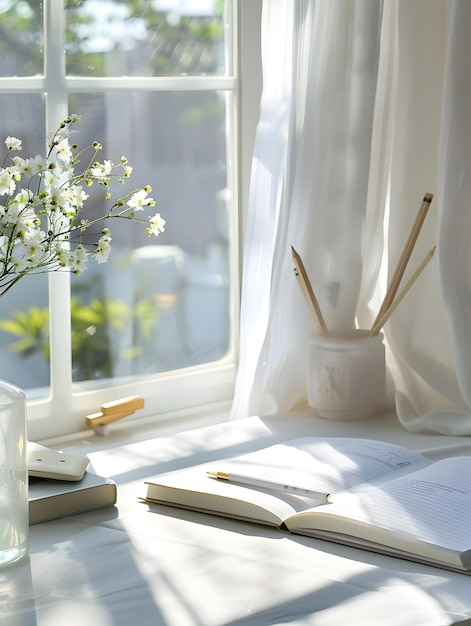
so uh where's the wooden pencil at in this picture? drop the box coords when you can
[291,246,329,336]
[370,192,433,332]
[369,246,436,336]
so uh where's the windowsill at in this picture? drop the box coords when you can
[42,402,471,462]
[40,399,234,453]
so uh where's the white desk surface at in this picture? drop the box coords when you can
[3,410,471,626]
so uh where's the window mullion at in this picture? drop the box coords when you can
[45,0,73,417]
[45,0,68,128]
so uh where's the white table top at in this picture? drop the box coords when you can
[3,410,471,626]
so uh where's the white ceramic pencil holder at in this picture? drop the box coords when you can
[306,329,386,420]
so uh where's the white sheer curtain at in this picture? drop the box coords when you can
[232,0,471,436]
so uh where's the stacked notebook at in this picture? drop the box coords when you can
[28,443,117,524]
[29,471,117,524]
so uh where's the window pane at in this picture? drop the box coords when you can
[66,0,228,77]
[69,90,231,382]
[0,95,49,392]
[0,1,43,76]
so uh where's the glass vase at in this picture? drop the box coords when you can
[0,379,28,566]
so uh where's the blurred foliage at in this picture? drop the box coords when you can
[0,306,49,359]
[0,0,225,77]
[0,293,159,380]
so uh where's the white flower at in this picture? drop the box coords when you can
[68,245,89,275]
[11,189,34,212]
[43,168,60,188]
[13,154,46,178]
[54,244,71,268]
[0,169,16,196]
[56,140,72,164]
[22,229,47,266]
[90,160,112,179]
[2,204,21,224]
[5,136,22,151]
[127,189,151,211]
[93,231,112,264]
[10,157,26,177]
[63,184,89,210]
[11,250,30,273]
[147,213,166,236]
[52,188,80,218]
[19,207,39,230]
[48,126,71,145]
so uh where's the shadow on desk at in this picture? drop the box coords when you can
[1,557,37,626]
[4,515,168,626]
[142,504,471,625]
[143,503,457,575]
[6,494,470,625]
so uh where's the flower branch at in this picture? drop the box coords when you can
[0,114,166,296]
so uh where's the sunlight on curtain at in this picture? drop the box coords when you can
[233,0,471,436]
[232,0,384,418]
[376,0,471,434]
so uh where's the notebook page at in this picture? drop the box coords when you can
[305,457,471,550]
[220,437,428,494]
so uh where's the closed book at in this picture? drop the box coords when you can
[29,470,117,524]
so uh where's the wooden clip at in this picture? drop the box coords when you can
[85,396,145,428]
[101,395,145,415]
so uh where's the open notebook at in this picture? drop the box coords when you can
[142,436,471,574]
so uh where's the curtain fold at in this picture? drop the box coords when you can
[230,0,297,418]
[233,0,471,435]
[438,0,471,408]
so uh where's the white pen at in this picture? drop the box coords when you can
[207,470,331,502]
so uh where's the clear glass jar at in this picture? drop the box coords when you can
[0,379,28,566]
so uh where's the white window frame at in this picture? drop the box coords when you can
[0,0,262,441]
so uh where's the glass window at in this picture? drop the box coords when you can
[0,0,248,439]
[0,94,48,390]
[65,0,228,77]
[0,0,43,77]
[68,89,230,382]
